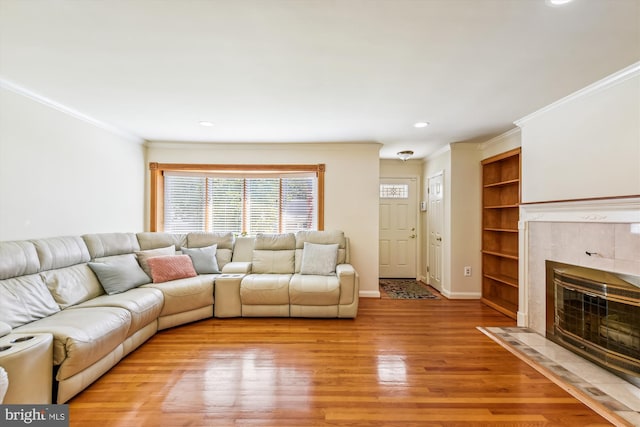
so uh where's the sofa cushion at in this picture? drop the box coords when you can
[295,230,345,248]
[231,237,254,262]
[32,236,90,271]
[82,233,140,259]
[181,245,220,274]
[147,255,197,283]
[135,245,175,276]
[0,274,61,328]
[250,232,296,274]
[300,242,339,275]
[142,276,214,317]
[252,250,295,274]
[254,233,296,250]
[136,232,187,251]
[240,274,291,305]
[289,274,340,305]
[13,306,131,381]
[295,230,346,272]
[187,232,234,249]
[41,264,105,309]
[88,254,151,295]
[0,241,40,280]
[69,287,163,336]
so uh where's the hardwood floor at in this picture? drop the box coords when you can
[69,297,611,426]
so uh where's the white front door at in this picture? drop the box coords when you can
[428,173,444,291]
[379,178,418,278]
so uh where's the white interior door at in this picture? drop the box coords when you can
[428,173,444,291]
[379,178,417,278]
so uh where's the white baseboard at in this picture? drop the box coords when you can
[441,290,481,299]
[359,290,381,298]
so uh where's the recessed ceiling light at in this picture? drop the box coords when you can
[199,121,214,127]
[546,0,574,6]
[413,121,430,128]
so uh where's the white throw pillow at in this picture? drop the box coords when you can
[300,242,339,275]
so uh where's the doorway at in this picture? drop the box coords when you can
[427,172,444,292]
[379,177,418,278]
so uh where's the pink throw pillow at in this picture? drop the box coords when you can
[146,255,197,283]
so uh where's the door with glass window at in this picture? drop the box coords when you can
[379,178,418,278]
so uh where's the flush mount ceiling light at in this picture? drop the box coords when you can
[546,0,574,6]
[199,121,215,127]
[397,150,414,161]
[413,121,430,128]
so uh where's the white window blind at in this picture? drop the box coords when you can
[163,171,317,234]
[164,175,206,233]
[282,177,317,232]
[245,178,279,234]
[209,178,243,233]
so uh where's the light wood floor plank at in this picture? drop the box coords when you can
[68,297,612,426]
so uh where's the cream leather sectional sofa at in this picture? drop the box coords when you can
[0,230,358,404]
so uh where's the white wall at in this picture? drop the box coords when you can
[380,158,423,178]
[0,88,146,240]
[517,64,640,203]
[449,143,482,298]
[147,141,381,297]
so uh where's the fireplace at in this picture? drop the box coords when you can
[546,261,640,387]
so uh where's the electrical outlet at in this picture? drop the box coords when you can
[464,266,472,277]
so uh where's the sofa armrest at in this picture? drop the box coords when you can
[336,264,358,305]
[222,262,252,274]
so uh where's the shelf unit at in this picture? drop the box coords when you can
[481,148,521,319]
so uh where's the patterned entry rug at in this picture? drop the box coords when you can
[379,279,439,300]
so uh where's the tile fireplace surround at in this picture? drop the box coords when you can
[519,196,640,333]
[517,197,640,424]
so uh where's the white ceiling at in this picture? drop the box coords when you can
[1,0,638,159]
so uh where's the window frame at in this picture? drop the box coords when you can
[149,162,325,232]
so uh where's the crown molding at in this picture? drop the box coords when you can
[425,143,451,161]
[514,61,640,127]
[479,127,521,151]
[0,78,144,144]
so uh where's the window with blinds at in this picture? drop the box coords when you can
[163,171,318,234]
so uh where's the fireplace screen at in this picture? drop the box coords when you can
[547,262,640,386]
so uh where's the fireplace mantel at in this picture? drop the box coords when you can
[518,196,640,330]
[520,196,640,224]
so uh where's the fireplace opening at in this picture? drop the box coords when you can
[546,261,640,387]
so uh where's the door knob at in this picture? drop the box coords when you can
[436,237,442,242]
[410,234,416,239]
